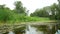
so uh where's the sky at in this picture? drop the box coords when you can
[0,0,58,14]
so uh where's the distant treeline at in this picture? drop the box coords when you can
[30,0,60,20]
[0,1,48,23]
[0,0,60,23]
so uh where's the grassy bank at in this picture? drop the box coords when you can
[0,14,56,25]
[0,16,54,23]
[7,16,50,22]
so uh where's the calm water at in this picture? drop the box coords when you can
[25,25,44,34]
[8,31,15,34]
[6,25,44,34]
[2,24,60,34]
[8,29,60,34]
[55,30,60,34]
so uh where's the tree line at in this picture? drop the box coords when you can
[30,0,60,20]
[0,0,60,22]
[0,1,27,22]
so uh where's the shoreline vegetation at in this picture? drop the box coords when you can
[0,1,59,25]
[0,16,56,25]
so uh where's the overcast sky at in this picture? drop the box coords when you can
[0,0,58,14]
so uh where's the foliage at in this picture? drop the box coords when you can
[30,8,49,17]
[0,5,10,22]
[7,14,50,23]
[56,0,60,20]
[0,1,57,23]
[14,1,26,14]
[50,3,58,20]
[30,3,58,20]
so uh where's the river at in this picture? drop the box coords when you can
[2,23,60,34]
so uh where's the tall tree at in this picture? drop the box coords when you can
[0,5,11,22]
[14,1,26,14]
[50,3,58,20]
[56,0,60,20]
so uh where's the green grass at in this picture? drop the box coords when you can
[0,13,55,24]
[0,16,56,25]
[8,16,50,22]
[5,16,53,24]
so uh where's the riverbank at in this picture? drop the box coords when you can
[0,21,57,34]
[0,20,57,26]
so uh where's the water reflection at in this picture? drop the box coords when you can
[37,31,44,34]
[14,26,25,34]
[55,30,60,34]
[25,25,44,34]
[3,24,57,34]
[12,25,45,34]
[8,31,15,34]
[25,25,37,34]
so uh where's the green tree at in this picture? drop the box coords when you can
[0,5,10,22]
[14,1,26,14]
[50,3,58,20]
[56,0,60,20]
[30,8,49,17]
[30,3,58,20]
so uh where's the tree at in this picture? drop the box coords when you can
[0,5,10,22]
[50,3,58,20]
[56,0,60,20]
[14,1,26,14]
[30,3,58,20]
[30,8,49,17]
